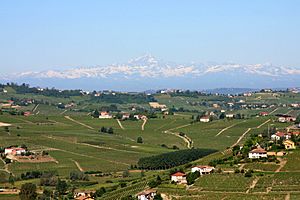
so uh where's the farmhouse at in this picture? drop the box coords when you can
[4,147,26,156]
[283,140,296,150]
[134,114,147,120]
[278,115,296,123]
[122,113,130,120]
[171,172,187,184]
[273,132,291,140]
[74,191,94,200]
[137,189,157,200]
[98,111,112,119]
[23,111,31,117]
[226,113,234,118]
[191,165,215,175]
[248,147,267,159]
[200,116,210,123]
[260,112,269,116]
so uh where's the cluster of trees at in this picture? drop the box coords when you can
[99,126,114,134]
[186,171,200,185]
[3,83,83,98]
[69,171,89,181]
[138,148,217,170]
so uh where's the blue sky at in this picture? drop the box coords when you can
[1,0,300,73]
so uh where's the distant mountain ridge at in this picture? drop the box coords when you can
[1,54,300,91]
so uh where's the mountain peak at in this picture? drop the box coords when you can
[128,54,159,66]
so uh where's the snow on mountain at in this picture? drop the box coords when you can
[2,54,300,82]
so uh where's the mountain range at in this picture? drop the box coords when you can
[1,54,300,91]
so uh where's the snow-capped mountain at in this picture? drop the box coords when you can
[1,54,300,91]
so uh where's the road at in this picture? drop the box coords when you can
[64,116,94,130]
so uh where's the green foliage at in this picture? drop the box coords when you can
[56,179,68,195]
[69,171,89,181]
[138,148,217,170]
[93,187,106,198]
[137,136,143,144]
[186,171,200,185]
[19,183,37,200]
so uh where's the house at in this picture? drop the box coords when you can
[134,115,147,120]
[271,134,281,141]
[283,140,296,150]
[23,111,31,117]
[274,132,291,140]
[74,191,94,200]
[248,147,267,159]
[4,147,26,156]
[122,113,131,120]
[98,111,112,119]
[200,116,210,123]
[212,103,219,108]
[278,115,296,123]
[191,165,215,175]
[226,113,234,118]
[260,112,269,116]
[171,172,187,184]
[137,189,157,200]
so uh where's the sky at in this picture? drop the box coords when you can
[1,0,300,74]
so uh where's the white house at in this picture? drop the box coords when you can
[248,147,267,159]
[171,172,187,184]
[271,134,281,141]
[4,147,26,156]
[226,113,234,118]
[98,111,112,119]
[137,189,157,200]
[200,116,210,123]
[191,166,215,175]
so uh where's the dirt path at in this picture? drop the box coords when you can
[64,116,94,130]
[32,104,39,113]
[141,119,147,131]
[246,177,260,193]
[231,128,252,147]
[275,158,287,172]
[215,122,245,137]
[164,130,193,149]
[285,193,290,200]
[256,119,271,129]
[164,123,194,149]
[71,159,84,172]
[60,110,68,115]
[155,119,176,131]
[47,145,130,166]
[0,122,12,127]
[117,119,125,130]
[269,107,279,115]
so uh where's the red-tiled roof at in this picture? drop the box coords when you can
[171,172,186,177]
[250,147,267,154]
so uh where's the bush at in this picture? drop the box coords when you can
[137,136,143,144]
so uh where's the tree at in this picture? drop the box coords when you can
[56,179,68,195]
[122,170,130,178]
[219,113,225,119]
[137,136,143,144]
[154,194,163,200]
[8,174,15,186]
[107,127,114,134]
[19,183,37,200]
[92,109,100,118]
[93,187,106,198]
[295,114,300,124]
